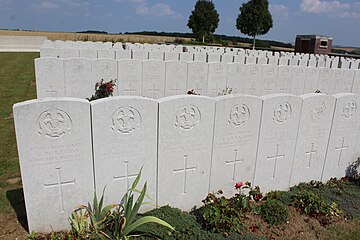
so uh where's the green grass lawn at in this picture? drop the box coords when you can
[0,52,38,213]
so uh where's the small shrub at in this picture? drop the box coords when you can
[265,190,284,201]
[260,199,289,226]
[293,191,341,218]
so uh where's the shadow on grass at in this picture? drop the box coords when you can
[6,188,28,232]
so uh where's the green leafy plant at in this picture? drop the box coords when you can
[260,199,289,226]
[202,190,242,232]
[293,191,341,218]
[202,181,263,233]
[70,168,174,239]
[87,79,116,101]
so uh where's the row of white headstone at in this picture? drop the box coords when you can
[35,58,360,99]
[13,93,360,232]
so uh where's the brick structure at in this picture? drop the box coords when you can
[295,35,333,55]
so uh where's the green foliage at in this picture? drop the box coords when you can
[236,0,273,48]
[187,0,219,42]
[69,169,174,239]
[202,191,242,232]
[293,190,341,218]
[260,199,289,226]
[201,182,263,233]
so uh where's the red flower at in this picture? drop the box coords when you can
[235,182,243,189]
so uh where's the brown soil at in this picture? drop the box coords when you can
[242,207,345,240]
[0,213,28,240]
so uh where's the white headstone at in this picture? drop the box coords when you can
[179,52,193,62]
[259,65,278,96]
[290,66,306,95]
[97,49,115,59]
[342,69,355,93]
[40,48,59,58]
[115,50,131,60]
[207,53,221,62]
[329,69,343,94]
[290,94,335,186]
[351,70,360,94]
[322,93,360,181]
[226,63,245,94]
[149,51,164,61]
[317,68,331,94]
[210,95,262,197]
[142,60,166,99]
[64,59,92,98]
[35,58,65,98]
[276,66,292,94]
[92,59,117,95]
[164,52,179,61]
[222,54,234,63]
[59,48,78,59]
[304,67,320,94]
[117,59,142,96]
[91,97,158,207]
[234,55,245,64]
[257,57,267,65]
[13,98,94,232]
[207,62,228,97]
[165,61,188,96]
[194,53,206,62]
[187,61,209,95]
[132,50,148,60]
[79,49,97,59]
[254,94,302,193]
[244,64,262,96]
[157,96,215,210]
[245,56,256,64]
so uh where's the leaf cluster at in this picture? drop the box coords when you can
[236,0,273,38]
[187,0,219,42]
[259,199,289,226]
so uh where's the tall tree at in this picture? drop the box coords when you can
[236,0,273,49]
[187,0,219,43]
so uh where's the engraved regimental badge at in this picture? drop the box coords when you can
[37,109,72,139]
[175,105,201,130]
[111,106,141,134]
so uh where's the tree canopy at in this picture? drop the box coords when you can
[187,0,219,43]
[236,0,273,48]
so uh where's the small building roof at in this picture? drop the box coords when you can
[296,34,333,40]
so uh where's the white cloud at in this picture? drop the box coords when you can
[270,4,289,19]
[300,0,360,19]
[133,2,182,18]
[300,0,349,14]
[32,1,60,9]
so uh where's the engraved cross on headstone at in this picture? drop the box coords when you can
[335,137,349,167]
[173,155,197,194]
[46,85,57,97]
[148,84,160,98]
[194,83,202,94]
[212,83,221,96]
[226,149,244,181]
[170,82,182,95]
[305,143,317,168]
[124,83,136,96]
[279,81,288,92]
[113,161,138,191]
[248,82,256,95]
[267,145,285,179]
[44,167,75,213]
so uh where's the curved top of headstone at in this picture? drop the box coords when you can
[90,96,158,106]
[157,94,214,104]
[214,94,262,101]
[261,93,299,100]
[13,97,89,109]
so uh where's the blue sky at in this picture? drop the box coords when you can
[0,0,359,47]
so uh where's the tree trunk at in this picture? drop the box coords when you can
[252,35,256,50]
[202,35,205,43]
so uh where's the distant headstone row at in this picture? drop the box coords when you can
[35,58,360,99]
[14,93,360,232]
[41,40,360,69]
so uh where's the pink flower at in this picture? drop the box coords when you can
[235,182,243,189]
